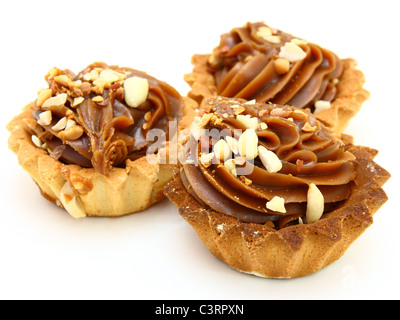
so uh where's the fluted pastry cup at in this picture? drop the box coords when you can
[164,97,390,278]
[185,22,369,133]
[7,62,197,218]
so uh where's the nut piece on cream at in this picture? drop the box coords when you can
[225,136,239,154]
[238,129,259,160]
[213,139,231,162]
[306,183,325,223]
[37,110,52,126]
[99,69,127,84]
[274,58,291,75]
[58,120,84,141]
[266,196,286,213]
[200,152,215,167]
[279,42,307,62]
[41,93,68,109]
[291,38,308,46]
[256,26,273,40]
[59,181,86,218]
[124,76,149,108]
[52,116,68,131]
[31,135,43,148]
[265,35,281,44]
[190,116,206,141]
[36,89,53,108]
[224,158,237,177]
[314,100,331,113]
[73,97,85,107]
[54,75,72,87]
[258,146,282,173]
[236,114,259,130]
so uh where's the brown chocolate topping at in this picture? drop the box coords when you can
[209,22,343,110]
[181,97,357,228]
[30,62,183,175]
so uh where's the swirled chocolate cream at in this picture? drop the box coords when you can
[165,97,390,278]
[31,62,183,175]
[185,22,369,133]
[180,97,357,228]
[7,62,195,217]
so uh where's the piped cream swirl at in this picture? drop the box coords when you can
[208,22,343,110]
[181,97,356,228]
[29,62,183,175]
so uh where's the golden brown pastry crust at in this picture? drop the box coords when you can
[184,55,369,134]
[164,140,390,278]
[7,97,197,218]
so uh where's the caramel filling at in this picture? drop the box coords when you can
[29,62,183,175]
[208,22,343,110]
[181,97,356,228]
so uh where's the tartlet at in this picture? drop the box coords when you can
[7,62,196,218]
[184,21,369,133]
[164,97,390,278]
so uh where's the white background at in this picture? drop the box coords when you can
[0,0,399,300]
